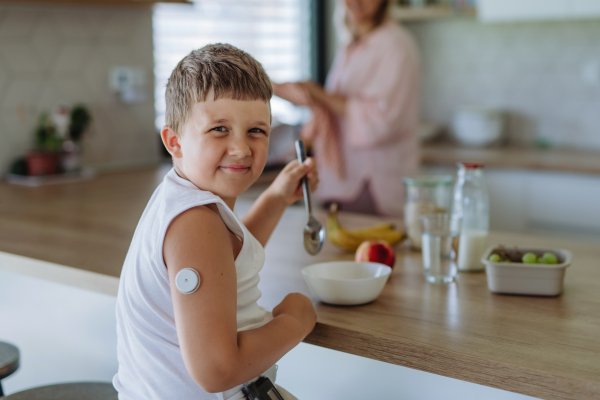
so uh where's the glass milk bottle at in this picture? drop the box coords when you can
[451,163,489,272]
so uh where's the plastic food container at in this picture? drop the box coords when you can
[481,246,572,296]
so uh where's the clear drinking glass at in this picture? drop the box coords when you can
[420,214,461,284]
[403,175,453,251]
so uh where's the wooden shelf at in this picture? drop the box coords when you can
[392,4,476,21]
[0,0,191,6]
[422,143,600,175]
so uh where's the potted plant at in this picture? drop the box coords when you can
[20,105,92,177]
[61,105,92,172]
[26,112,62,176]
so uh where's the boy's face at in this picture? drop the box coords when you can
[172,98,270,202]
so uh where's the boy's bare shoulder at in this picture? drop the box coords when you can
[164,204,234,270]
[169,203,223,229]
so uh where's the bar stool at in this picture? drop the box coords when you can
[4,382,117,399]
[0,341,20,397]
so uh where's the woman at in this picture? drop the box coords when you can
[273,0,421,216]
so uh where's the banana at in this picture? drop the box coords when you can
[349,223,395,235]
[327,203,405,252]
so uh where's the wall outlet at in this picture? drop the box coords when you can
[109,67,147,103]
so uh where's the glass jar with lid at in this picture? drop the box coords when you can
[403,175,453,251]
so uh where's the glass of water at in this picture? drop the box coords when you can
[420,214,461,283]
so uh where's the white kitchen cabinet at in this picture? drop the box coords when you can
[487,170,600,238]
[569,0,600,18]
[525,172,600,233]
[423,166,600,240]
[485,170,529,232]
[477,0,568,22]
[477,0,600,22]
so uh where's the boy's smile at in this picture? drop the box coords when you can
[220,164,251,173]
[162,96,271,208]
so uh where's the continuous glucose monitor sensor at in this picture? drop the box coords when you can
[175,268,200,294]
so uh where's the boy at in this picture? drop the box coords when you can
[113,44,318,399]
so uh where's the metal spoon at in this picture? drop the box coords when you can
[295,140,325,255]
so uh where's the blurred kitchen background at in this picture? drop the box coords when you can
[2,0,600,241]
[1,1,599,399]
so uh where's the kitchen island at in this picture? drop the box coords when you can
[1,166,599,400]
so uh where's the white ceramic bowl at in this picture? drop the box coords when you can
[301,261,392,306]
[481,246,572,296]
[452,107,505,147]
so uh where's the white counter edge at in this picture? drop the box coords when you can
[0,251,119,297]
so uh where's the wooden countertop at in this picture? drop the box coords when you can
[0,165,170,277]
[262,213,600,400]
[1,166,599,400]
[0,164,279,277]
[422,144,600,175]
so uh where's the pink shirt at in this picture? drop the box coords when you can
[315,21,421,216]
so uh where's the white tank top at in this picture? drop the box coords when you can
[113,168,273,399]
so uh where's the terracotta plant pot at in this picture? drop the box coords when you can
[26,152,58,176]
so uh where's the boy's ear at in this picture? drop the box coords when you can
[161,126,182,158]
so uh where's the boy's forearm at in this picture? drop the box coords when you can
[241,190,287,247]
[210,314,306,392]
[238,313,305,372]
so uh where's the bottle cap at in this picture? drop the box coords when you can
[458,162,484,169]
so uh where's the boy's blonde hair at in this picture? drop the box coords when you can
[165,43,273,135]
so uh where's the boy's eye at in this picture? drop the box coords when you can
[249,128,267,135]
[211,126,227,132]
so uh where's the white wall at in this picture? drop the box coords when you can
[323,9,600,150]
[0,3,160,175]
[406,18,600,149]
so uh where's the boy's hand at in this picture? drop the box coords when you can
[272,293,317,337]
[266,158,319,206]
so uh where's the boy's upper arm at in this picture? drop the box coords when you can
[163,205,239,383]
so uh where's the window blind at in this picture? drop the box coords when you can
[153,0,313,130]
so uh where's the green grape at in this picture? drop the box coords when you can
[537,257,548,264]
[543,252,558,264]
[488,254,501,262]
[522,253,538,264]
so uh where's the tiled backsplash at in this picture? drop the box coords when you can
[406,19,600,149]
[0,3,159,175]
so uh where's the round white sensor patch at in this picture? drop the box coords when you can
[175,268,200,295]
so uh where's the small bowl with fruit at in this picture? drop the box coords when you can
[481,246,572,296]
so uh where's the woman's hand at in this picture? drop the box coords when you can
[301,80,348,116]
[273,80,347,115]
[266,158,319,206]
[300,80,325,102]
[272,81,312,106]
[272,293,317,337]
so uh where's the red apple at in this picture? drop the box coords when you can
[355,240,395,268]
